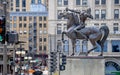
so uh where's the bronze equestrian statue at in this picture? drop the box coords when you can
[60,8,109,56]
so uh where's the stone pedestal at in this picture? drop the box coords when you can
[60,56,105,75]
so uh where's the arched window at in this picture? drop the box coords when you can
[105,61,120,75]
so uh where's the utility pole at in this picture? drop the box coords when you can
[13,44,16,75]
[3,1,7,75]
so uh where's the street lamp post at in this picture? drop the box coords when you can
[2,1,7,75]
[16,44,26,74]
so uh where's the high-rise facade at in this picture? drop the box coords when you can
[48,0,120,74]
[10,0,48,54]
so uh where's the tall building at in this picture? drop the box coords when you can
[0,0,48,74]
[10,0,48,54]
[48,0,120,74]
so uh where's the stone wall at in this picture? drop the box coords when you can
[60,56,105,75]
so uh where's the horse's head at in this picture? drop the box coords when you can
[86,8,93,19]
[84,8,93,19]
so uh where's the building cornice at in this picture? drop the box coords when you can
[10,12,48,16]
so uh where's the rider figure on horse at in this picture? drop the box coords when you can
[66,8,92,40]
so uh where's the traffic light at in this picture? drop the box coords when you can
[0,16,6,44]
[60,54,67,71]
[60,65,65,71]
[6,31,19,44]
[50,52,57,72]
[62,54,67,65]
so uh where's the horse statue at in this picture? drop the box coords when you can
[60,8,109,56]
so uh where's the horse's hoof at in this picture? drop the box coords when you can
[71,53,74,56]
[98,54,103,56]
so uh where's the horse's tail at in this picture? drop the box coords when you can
[99,25,109,45]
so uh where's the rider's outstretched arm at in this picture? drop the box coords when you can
[66,8,81,14]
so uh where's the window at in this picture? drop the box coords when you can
[57,0,62,6]
[101,0,106,4]
[101,23,106,26]
[19,23,22,28]
[39,23,42,28]
[82,0,87,5]
[64,0,68,5]
[44,46,46,51]
[38,0,41,4]
[19,17,22,21]
[13,16,16,21]
[39,46,42,51]
[39,17,42,21]
[13,23,16,28]
[57,24,62,34]
[16,0,19,7]
[22,9,26,11]
[11,8,13,11]
[44,38,46,42]
[114,9,119,19]
[16,9,20,12]
[24,17,27,21]
[114,0,119,4]
[10,16,12,21]
[29,17,32,21]
[101,10,106,19]
[76,0,80,5]
[10,23,12,29]
[44,23,46,28]
[95,0,99,5]
[112,40,120,52]
[75,40,80,52]
[57,10,62,19]
[63,40,69,52]
[63,24,67,31]
[24,24,26,28]
[105,61,120,75]
[22,0,26,7]
[94,23,99,28]
[113,23,119,33]
[31,0,35,4]
[44,17,46,21]
[82,41,87,52]
[95,10,99,19]
[39,38,42,42]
